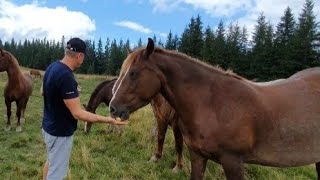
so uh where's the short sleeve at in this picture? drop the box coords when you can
[58,73,79,99]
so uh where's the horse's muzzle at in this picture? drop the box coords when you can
[110,104,130,120]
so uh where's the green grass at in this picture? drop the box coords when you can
[0,71,317,179]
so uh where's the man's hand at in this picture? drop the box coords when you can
[112,120,129,125]
[105,117,129,125]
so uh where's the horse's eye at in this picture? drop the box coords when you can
[129,71,137,79]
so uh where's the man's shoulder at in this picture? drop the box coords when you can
[48,61,67,71]
[47,61,71,77]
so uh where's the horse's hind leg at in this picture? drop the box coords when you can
[220,153,244,180]
[316,162,320,180]
[21,97,29,124]
[15,100,24,132]
[190,149,208,180]
[172,119,184,172]
[149,117,168,162]
[5,99,12,131]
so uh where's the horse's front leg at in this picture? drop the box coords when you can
[172,119,184,172]
[15,100,24,132]
[84,122,93,133]
[190,149,208,180]
[219,153,244,180]
[315,162,320,180]
[150,117,168,162]
[5,99,11,131]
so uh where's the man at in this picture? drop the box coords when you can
[42,37,127,180]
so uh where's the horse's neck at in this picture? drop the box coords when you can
[6,62,23,84]
[154,53,234,112]
[87,91,104,113]
[87,98,100,113]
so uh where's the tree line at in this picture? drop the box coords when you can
[0,0,319,81]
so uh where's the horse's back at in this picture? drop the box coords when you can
[248,67,320,167]
[289,67,320,82]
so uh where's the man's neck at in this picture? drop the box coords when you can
[60,56,75,71]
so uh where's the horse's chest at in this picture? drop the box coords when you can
[4,87,25,100]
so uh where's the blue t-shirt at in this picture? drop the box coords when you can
[42,61,79,136]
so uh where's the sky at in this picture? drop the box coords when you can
[0,0,319,46]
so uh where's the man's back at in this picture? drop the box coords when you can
[42,61,79,136]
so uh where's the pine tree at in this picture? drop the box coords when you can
[251,13,275,80]
[293,0,319,68]
[104,38,111,74]
[201,26,215,65]
[274,7,297,77]
[165,30,176,50]
[226,23,242,70]
[179,15,204,59]
[95,38,105,74]
[136,38,143,48]
[214,20,227,68]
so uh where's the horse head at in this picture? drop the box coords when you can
[0,49,10,72]
[110,38,162,120]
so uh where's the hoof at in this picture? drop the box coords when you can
[5,125,11,131]
[16,126,22,132]
[149,155,160,163]
[21,118,26,124]
[172,165,183,173]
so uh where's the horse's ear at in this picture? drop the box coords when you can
[126,47,132,54]
[0,49,4,56]
[143,38,155,59]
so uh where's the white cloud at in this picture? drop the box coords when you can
[149,0,253,16]
[149,0,319,19]
[114,20,152,34]
[149,0,183,13]
[159,32,167,38]
[0,0,95,41]
[150,0,320,40]
[236,0,320,41]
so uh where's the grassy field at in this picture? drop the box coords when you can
[0,70,318,180]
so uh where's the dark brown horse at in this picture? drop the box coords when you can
[84,79,183,170]
[0,49,33,132]
[83,79,119,133]
[110,38,320,180]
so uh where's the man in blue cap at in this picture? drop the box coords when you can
[41,37,128,180]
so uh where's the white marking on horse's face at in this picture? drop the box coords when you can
[109,64,132,108]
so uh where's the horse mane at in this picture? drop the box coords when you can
[152,47,243,80]
[3,50,21,72]
[89,78,117,102]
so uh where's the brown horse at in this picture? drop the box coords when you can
[30,69,42,79]
[83,79,119,133]
[0,49,33,132]
[84,79,183,170]
[110,38,320,180]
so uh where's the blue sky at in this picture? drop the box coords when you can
[0,0,319,45]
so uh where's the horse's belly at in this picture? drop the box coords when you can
[246,115,320,167]
[245,146,320,167]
